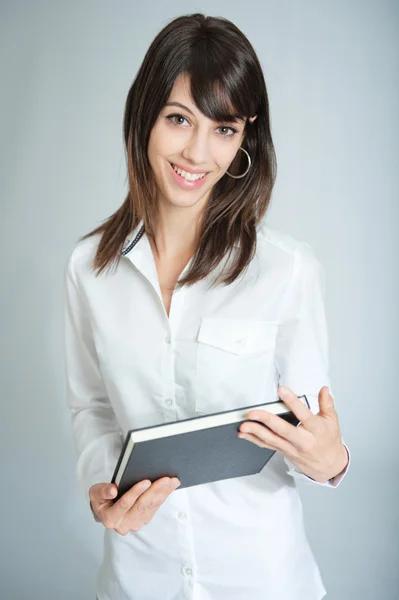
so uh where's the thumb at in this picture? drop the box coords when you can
[318,386,336,417]
[91,482,117,502]
[103,484,117,500]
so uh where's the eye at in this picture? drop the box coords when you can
[166,113,238,137]
[216,125,238,137]
[166,114,190,127]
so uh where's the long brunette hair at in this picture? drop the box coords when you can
[80,13,277,287]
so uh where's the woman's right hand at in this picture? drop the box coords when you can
[89,477,181,535]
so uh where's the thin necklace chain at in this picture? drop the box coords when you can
[121,225,145,255]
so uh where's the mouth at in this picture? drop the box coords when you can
[168,162,210,188]
[169,162,209,177]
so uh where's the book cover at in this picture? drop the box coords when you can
[111,395,309,500]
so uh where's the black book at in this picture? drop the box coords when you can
[111,395,309,500]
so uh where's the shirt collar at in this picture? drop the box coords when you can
[121,219,250,256]
[121,219,145,255]
[120,218,256,291]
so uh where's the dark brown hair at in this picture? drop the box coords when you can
[80,13,277,287]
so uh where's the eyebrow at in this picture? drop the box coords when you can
[164,102,244,123]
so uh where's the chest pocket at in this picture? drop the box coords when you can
[195,318,279,414]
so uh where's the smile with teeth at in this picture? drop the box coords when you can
[171,163,207,181]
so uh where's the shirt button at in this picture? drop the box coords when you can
[164,399,173,407]
[236,338,245,347]
[165,335,171,343]
[178,511,187,521]
[184,567,193,577]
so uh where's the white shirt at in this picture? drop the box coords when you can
[63,218,350,600]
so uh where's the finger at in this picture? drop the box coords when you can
[90,482,117,503]
[276,386,314,425]
[239,431,280,451]
[127,478,180,520]
[240,422,294,455]
[244,408,304,445]
[101,483,118,501]
[132,477,181,514]
[117,477,181,532]
[318,386,337,418]
[116,497,160,534]
[104,479,154,527]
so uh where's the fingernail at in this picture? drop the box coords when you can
[108,487,116,497]
[140,481,151,489]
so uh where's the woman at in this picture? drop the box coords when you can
[64,13,350,600]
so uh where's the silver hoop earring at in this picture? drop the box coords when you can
[225,147,251,179]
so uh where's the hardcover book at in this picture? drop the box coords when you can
[111,395,309,500]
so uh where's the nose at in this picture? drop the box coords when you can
[182,128,210,167]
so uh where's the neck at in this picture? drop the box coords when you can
[151,204,203,260]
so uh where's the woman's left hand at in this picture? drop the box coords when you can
[239,385,349,483]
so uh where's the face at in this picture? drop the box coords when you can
[147,73,248,214]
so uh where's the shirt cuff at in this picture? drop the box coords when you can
[284,443,351,488]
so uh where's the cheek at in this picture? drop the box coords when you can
[215,141,243,170]
[148,121,169,154]
[147,127,162,160]
[147,137,169,182]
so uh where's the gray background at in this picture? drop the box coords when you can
[1,1,398,598]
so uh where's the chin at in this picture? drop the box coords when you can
[158,183,212,210]
[164,194,207,209]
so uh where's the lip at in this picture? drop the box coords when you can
[169,161,209,175]
[168,162,210,190]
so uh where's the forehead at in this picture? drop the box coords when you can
[165,72,243,122]
[167,72,194,102]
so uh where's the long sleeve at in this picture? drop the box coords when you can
[63,250,123,517]
[274,242,350,488]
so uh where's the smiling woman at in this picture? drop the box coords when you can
[147,72,251,204]
[78,13,276,285]
[64,12,350,600]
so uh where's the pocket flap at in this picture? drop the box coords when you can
[197,318,278,355]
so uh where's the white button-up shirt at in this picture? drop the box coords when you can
[63,218,350,600]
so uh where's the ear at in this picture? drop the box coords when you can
[248,115,258,124]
